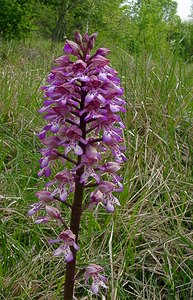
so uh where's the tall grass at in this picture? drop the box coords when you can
[0,38,192,299]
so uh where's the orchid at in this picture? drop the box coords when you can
[29,31,126,299]
[84,264,108,294]
[34,205,63,224]
[49,229,79,262]
[28,191,54,216]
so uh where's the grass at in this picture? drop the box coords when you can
[0,38,192,299]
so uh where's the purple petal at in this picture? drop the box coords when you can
[53,245,74,262]
[105,202,115,213]
[73,144,83,155]
[35,216,49,224]
[60,188,68,202]
[41,157,49,168]
[44,167,51,177]
[73,242,79,251]
[85,92,95,104]
[38,130,46,139]
[48,238,62,244]
[91,282,99,294]
[53,245,65,256]
[95,48,110,57]
[50,123,60,133]
[65,249,74,262]
[28,202,43,216]
[109,104,120,112]
[103,131,112,143]
[64,40,80,56]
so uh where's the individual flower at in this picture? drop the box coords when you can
[34,205,63,224]
[64,40,81,56]
[79,145,101,185]
[28,191,54,216]
[89,190,103,210]
[57,125,85,156]
[90,182,121,212]
[38,147,59,177]
[49,229,79,262]
[84,264,108,294]
[48,169,75,202]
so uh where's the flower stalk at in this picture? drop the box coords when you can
[64,95,87,298]
[29,31,126,299]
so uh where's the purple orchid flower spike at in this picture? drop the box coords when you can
[49,229,79,262]
[29,31,126,299]
[84,264,108,294]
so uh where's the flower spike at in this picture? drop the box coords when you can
[29,31,126,298]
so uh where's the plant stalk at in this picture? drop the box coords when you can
[63,170,84,299]
[63,91,86,299]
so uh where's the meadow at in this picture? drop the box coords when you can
[0,38,193,299]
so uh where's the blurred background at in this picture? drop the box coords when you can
[0,0,193,61]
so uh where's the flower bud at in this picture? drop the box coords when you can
[87,32,98,50]
[64,40,80,56]
[95,48,110,57]
[83,32,89,43]
[74,31,82,44]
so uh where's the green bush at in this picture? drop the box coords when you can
[0,0,35,39]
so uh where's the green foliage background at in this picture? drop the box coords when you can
[1,0,193,61]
